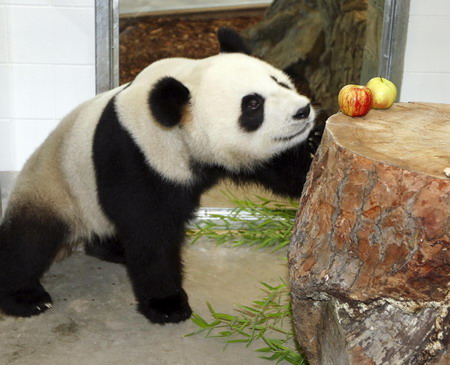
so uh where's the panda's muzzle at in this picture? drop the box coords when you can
[293,104,311,120]
[275,104,313,142]
[275,124,311,142]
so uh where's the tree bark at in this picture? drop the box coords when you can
[289,102,450,365]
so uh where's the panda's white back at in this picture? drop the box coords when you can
[5,86,126,244]
[60,86,128,240]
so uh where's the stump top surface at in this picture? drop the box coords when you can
[327,102,450,178]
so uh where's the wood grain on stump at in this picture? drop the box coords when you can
[289,102,450,365]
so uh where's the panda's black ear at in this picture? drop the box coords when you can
[149,77,190,127]
[217,27,251,55]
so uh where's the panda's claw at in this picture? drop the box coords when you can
[0,284,53,317]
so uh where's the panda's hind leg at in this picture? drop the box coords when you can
[0,206,68,317]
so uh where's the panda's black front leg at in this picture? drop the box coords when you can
[92,96,196,324]
[118,218,192,324]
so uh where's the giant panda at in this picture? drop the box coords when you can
[0,28,315,324]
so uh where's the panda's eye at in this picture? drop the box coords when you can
[247,98,261,111]
[243,94,264,112]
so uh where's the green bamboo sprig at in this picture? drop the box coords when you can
[187,192,298,251]
[186,281,307,364]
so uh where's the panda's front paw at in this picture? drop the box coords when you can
[0,284,53,317]
[138,289,192,324]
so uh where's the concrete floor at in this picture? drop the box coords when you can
[0,238,289,365]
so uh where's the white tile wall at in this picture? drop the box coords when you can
[0,64,13,118]
[52,0,92,6]
[0,7,8,62]
[54,65,95,119]
[402,16,450,74]
[12,64,54,119]
[400,0,450,103]
[0,0,95,172]
[409,0,450,16]
[0,1,49,5]
[401,73,450,103]
[9,6,94,64]
[14,119,58,167]
[0,120,15,171]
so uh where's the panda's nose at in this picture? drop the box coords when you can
[293,104,311,119]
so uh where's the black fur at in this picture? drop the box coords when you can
[239,93,265,132]
[0,206,68,316]
[92,98,222,323]
[149,77,190,127]
[85,235,126,264]
[217,27,251,55]
[241,143,313,198]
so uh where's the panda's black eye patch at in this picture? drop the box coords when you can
[239,94,265,132]
[271,76,291,90]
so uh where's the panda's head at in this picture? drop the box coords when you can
[149,28,315,172]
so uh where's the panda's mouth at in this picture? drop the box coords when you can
[275,124,310,142]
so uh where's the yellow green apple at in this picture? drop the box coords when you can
[366,77,397,109]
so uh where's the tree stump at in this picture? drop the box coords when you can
[289,102,450,365]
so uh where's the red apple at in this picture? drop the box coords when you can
[338,85,373,117]
[366,77,397,109]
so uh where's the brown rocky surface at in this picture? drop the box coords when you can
[289,102,450,364]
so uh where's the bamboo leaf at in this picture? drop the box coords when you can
[190,314,210,328]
